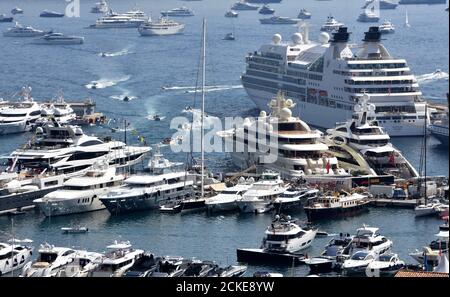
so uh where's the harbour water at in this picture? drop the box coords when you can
[0,0,448,276]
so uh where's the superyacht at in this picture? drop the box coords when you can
[320,15,344,32]
[0,87,42,135]
[7,123,150,176]
[324,93,420,179]
[33,163,125,216]
[241,26,429,136]
[3,22,49,37]
[138,18,185,36]
[160,7,194,17]
[33,33,84,45]
[90,14,146,29]
[231,1,260,10]
[259,16,298,25]
[225,92,348,179]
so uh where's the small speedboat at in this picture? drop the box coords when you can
[225,10,238,18]
[223,32,235,40]
[160,201,182,213]
[61,227,89,234]
[11,7,24,15]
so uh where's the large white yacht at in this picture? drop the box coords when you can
[138,18,185,36]
[90,10,147,29]
[379,20,395,34]
[40,94,76,125]
[0,241,34,276]
[337,226,393,264]
[241,25,428,136]
[21,243,77,277]
[8,123,150,176]
[100,171,194,214]
[3,22,48,37]
[259,16,298,25]
[160,7,194,17]
[33,163,125,216]
[226,92,347,179]
[236,171,286,213]
[56,250,103,277]
[89,241,144,277]
[261,215,317,253]
[90,0,109,14]
[205,182,251,213]
[357,9,380,23]
[231,1,259,10]
[324,93,419,179]
[0,87,42,135]
[33,33,84,45]
[320,15,344,32]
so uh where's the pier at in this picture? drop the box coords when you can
[369,198,418,208]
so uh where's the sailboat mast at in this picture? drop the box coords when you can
[201,18,206,199]
[424,103,427,203]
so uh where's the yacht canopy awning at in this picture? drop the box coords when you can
[280,143,328,151]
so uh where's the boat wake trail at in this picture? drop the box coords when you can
[85,75,131,89]
[162,85,243,93]
[110,88,137,101]
[98,48,133,57]
[416,70,449,84]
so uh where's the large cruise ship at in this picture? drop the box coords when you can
[241,25,428,136]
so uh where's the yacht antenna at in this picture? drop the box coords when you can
[201,18,206,200]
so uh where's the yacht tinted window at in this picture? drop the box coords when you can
[39,252,58,263]
[79,140,103,146]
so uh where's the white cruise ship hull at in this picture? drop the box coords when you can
[244,87,426,136]
[139,25,184,36]
[0,120,30,135]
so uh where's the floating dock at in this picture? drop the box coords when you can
[369,198,418,208]
[236,248,305,265]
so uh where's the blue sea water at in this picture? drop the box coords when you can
[0,0,448,276]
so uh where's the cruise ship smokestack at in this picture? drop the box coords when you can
[363,27,382,43]
[330,27,350,43]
